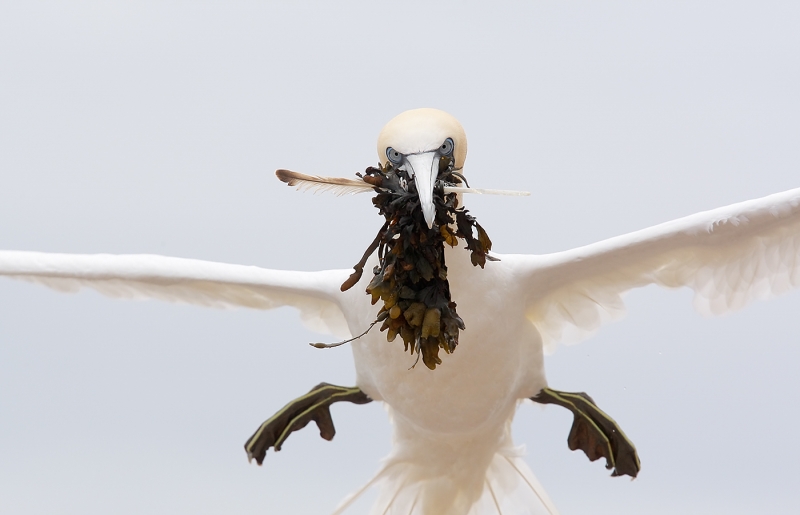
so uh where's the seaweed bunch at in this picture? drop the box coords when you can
[339,157,496,370]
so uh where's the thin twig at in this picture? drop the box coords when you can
[309,319,380,349]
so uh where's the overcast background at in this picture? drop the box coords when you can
[1,2,799,514]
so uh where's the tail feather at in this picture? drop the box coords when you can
[484,479,502,514]
[332,410,558,515]
[330,464,393,515]
[499,455,559,515]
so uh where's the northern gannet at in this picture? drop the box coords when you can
[1,108,799,514]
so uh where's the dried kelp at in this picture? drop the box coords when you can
[341,157,496,370]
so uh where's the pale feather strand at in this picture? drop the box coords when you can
[444,186,530,196]
[276,169,530,197]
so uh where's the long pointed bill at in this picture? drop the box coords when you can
[403,152,439,228]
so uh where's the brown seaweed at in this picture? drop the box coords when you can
[341,157,496,370]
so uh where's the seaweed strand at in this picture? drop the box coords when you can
[335,159,495,370]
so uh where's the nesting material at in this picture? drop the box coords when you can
[341,159,496,370]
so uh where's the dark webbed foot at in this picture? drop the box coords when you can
[531,388,641,478]
[244,383,372,465]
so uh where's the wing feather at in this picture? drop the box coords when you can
[275,169,373,196]
[275,169,530,197]
[508,187,800,351]
[0,251,351,337]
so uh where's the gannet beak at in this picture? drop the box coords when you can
[403,152,439,229]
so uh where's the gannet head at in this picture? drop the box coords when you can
[377,108,468,228]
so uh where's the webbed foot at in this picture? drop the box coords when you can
[531,387,640,478]
[244,382,372,465]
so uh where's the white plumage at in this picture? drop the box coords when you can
[2,108,800,514]
[520,187,800,351]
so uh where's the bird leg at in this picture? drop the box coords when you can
[244,382,372,465]
[531,388,641,478]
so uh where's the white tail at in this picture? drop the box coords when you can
[332,408,559,515]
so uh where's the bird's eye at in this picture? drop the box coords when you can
[439,138,454,156]
[386,147,403,165]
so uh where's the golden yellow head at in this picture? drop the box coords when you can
[376,109,468,228]
[377,108,468,170]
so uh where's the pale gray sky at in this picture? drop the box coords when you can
[1,1,799,514]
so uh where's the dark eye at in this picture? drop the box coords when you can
[386,147,403,165]
[439,138,454,156]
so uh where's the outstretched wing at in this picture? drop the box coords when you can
[0,251,351,337]
[507,187,800,352]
